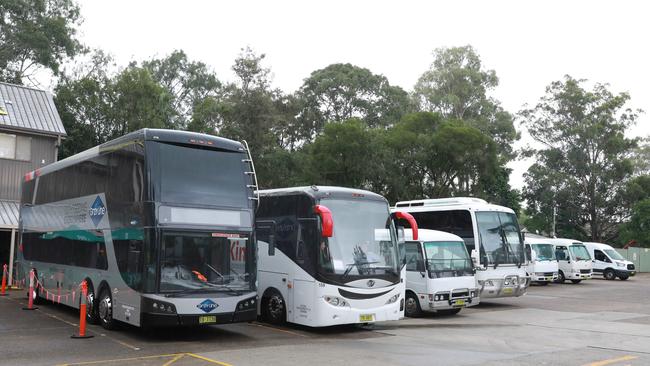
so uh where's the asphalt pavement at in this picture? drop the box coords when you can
[1,274,649,366]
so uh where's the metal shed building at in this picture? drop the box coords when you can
[0,81,66,285]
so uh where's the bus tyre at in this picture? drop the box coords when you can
[604,269,616,281]
[84,280,100,325]
[571,280,582,284]
[404,292,423,318]
[98,288,117,330]
[262,289,286,325]
[555,271,566,283]
[437,308,461,316]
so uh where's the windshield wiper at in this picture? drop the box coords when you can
[341,261,380,280]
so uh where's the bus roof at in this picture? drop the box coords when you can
[258,186,388,204]
[393,197,515,214]
[29,129,245,178]
[549,238,584,246]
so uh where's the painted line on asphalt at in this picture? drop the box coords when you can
[248,321,309,338]
[161,353,184,366]
[583,355,638,366]
[57,353,181,366]
[186,353,234,366]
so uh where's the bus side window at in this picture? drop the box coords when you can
[404,242,424,272]
[594,250,610,263]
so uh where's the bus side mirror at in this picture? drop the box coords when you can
[392,211,418,240]
[471,249,480,267]
[314,205,333,238]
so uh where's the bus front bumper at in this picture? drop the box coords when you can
[479,276,529,298]
[427,289,480,310]
[141,308,256,327]
[531,272,558,282]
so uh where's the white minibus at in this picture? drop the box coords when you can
[401,229,479,317]
[525,236,559,285]
[551,239,592,283]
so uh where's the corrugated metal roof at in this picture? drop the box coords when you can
[0,82,66,136]
[0,200,19,229]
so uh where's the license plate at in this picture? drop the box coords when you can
[546,277,553,281]
[502,288,513,294]
[199,315,217,324]
[359,314,375,322]
[452,299,466,307]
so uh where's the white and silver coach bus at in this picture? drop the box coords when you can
[16,129,258,329]
[255,186,418,327]
[394,197,529,299]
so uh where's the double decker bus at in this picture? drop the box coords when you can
[394,197,529,299]
[255,186,417,327]
[16,129,258,329]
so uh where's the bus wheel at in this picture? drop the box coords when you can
[262,289,286,325]
[98,288,117,330]
[437,308,461,316]
[604,269,616,281]
[404,292,422,318]
[570,280,582,284]
[555,271,566,283]
[84,280,100,325]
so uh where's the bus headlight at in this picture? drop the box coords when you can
[385,293,400,304]
[324,296,348,307]
[237,297,257,311]
[144,298,177,314]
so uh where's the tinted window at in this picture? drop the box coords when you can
[555,246,569,261]
[22,231,108,269]
[594,250,609,262]
[155,142,248,208]
[402,210,475,253]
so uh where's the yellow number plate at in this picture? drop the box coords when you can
[502,288,513,294]
[359,314,375,322]
[199,315,217,324]
[453,299,466,307]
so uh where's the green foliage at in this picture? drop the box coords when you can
[521,76,640,241]
[143,50,222,129]
[619,199,650,247]
[298,63,412,136]
[0,0,83,84]
[413,45,518,159]
[55,52,175,158]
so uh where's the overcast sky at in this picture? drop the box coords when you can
[76,0,649,190]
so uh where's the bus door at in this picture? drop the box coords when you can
[291,218,319,324]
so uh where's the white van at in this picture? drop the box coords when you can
[584,242,636,280]
[551,239,592,284]
[402,229,479,317]
[524,237,559,285]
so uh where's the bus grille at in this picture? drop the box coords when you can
[580,269,591,274]
[627,264,635,270]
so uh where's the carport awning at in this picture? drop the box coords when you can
[0,200,19,230]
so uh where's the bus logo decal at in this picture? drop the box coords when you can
[89,196,106,227]
[197,299,218,313]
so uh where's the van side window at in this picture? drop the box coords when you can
[405,242,424,272]
[594,250,610,263]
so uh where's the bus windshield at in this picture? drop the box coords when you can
[155,142,249,208]
[318,199,399,282]
[569,244,591,261]
[531,243,555,261]
[423,241,473,277]
[160,231,253,293]
[476,211,524,266]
